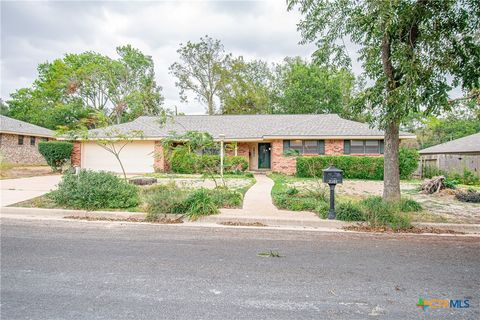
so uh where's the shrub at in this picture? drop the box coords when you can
[399,198,422,212]
[184,188,218,219]
[50,170,139,210]
[170,150,248,174]
[455,190,480,203]
[296,156,384,180]
[360,196,411,229]
[142,183,189,220]
[460,169,480,185]
[208,187,243,208]
[38,141,73,171]
[336,201,365,221]
[398,147,419,179]
[443,178,458,189]
[170,148,199,174]
[225,156,249,172]
[316,202,330,219]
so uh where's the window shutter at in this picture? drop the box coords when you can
[344,140,350,154]
[283,140,290,152]
[379,140,384,154]
[318,140,325,154]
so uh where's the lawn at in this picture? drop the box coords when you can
[0,163,55,179]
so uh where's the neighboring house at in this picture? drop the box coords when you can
[419,132,480,177]
[0,115,54,165]
[69,114,415,174]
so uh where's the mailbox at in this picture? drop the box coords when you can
[322,166,343,184]
[322,165,343,219]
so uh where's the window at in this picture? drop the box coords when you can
[346,140,382,154]
[284,140,324,155]
[18,135,24,145]
[30,136,36,146]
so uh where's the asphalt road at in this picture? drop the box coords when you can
[1,218,479,319]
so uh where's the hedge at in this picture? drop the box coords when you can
[170,149,248,174]
[296,147,419,180]
[297,156,384,180]
[38,141,73,171]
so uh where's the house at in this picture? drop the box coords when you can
[0,115,54,165]
[419,132,480,177]
[70,114,416,175]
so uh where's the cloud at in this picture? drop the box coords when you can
[0,0,322,114]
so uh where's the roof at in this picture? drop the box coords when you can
[419,132,480,154]
[0,115,54,137]
[86,114,415,140]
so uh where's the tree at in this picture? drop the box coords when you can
[288,0,480,202]
[6,46,164,129]
[170,36,230,115]
[272,57,356,117]
[219,57,273,114]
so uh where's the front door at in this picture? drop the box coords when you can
[258,143,271,169]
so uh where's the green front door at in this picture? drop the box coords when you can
[258,143,271,169]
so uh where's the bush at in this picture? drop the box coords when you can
[184,188,218,219]
[38,141,73,171]
[455,190,480,203]
[399,198,422,212]
[398,147,419,179]
[142,183,189,220]
[443,178,458,189]
[170,150,248,174]
[360,196,411,230]
[50,170,139,210]
[208,187,243,208]
[296,156,384,180]
[336,201,365,221]
[170,148,199,174]
[225,156,249,172]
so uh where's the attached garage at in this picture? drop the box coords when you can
[81,141,155,174]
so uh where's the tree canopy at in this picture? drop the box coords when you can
[5,45,164,129]
[288,0,480,201]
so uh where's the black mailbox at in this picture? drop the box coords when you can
[322,166,343,184]
[322,165,343,219]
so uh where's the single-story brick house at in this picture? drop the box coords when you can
[70,114,415,175]
[0,115,54,165]
[419,132,480,177]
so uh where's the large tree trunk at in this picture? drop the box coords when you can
[383,121,401,202]
[207,97,214,115]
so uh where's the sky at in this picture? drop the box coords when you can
[1,0,338,114]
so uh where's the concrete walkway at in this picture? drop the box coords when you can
[0,175,61,207]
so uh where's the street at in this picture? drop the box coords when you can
[1,218,479,319]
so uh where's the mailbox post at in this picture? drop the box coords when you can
[322,165,343,219]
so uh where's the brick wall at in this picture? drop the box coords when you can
[71,142,82,167]
[325,139,344,155]
[0,133,48,165]
[271,140,296,175]
[153,141,170,172]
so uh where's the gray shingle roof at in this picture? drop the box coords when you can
[419,132,480,154]
[0,115,54,137]
[87,114,415,140]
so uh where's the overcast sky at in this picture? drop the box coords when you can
[1,0,339,114]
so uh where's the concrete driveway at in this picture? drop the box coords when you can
[0,175,61,207]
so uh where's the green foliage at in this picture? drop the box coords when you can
[38,141,73,171]
[170,150,248,175]
[360,197,411,230]
[416,116,480,149]
[316,202,330,219]
[297,156,384,180]
[225,156,249,172]
[270,174,327,213]
[423,166,480,186]
[398,147,419,179]
[183,188,219,219]
[142,183,243,221]
[399,199,422,212]
[170,148,200,174]
[455,190,480,203]
[271,57,357,119]
[6,46,164,129]
[169,36,229,115]
[50,170,139,210]
[443,178,458,189]
[336,201,365,221]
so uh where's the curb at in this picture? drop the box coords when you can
[2,206,480,235]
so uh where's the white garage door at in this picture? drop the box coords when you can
[82,141,155,174]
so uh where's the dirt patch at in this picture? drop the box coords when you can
[343,224,464,235]
[1,165,56,180]
[64,215,183,224]
[218,221,267,227]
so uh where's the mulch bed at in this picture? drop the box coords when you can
[64,215,183,224]
[343,224,464,234]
